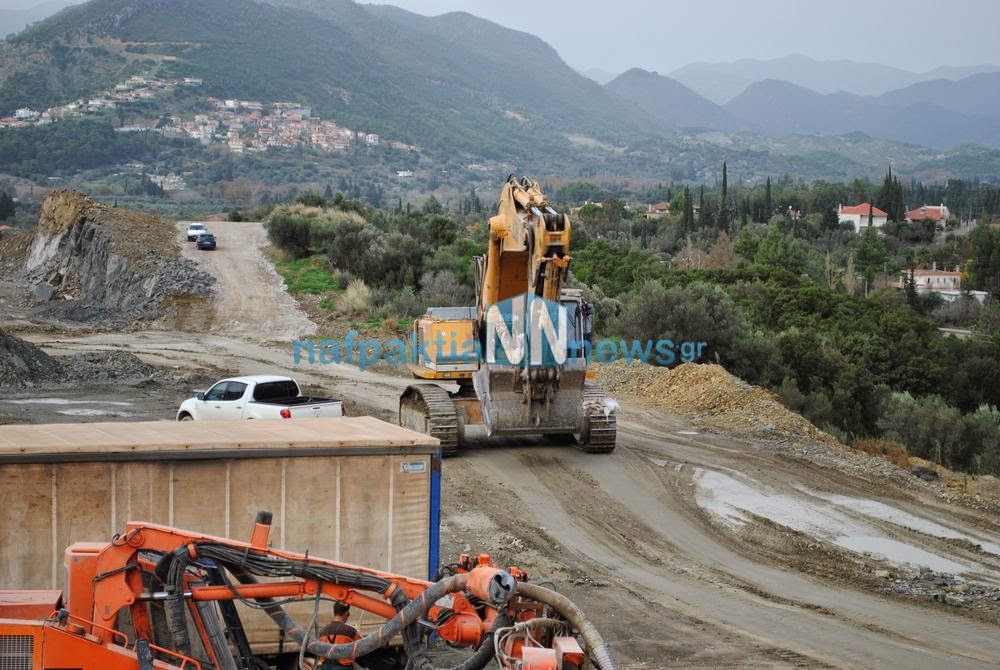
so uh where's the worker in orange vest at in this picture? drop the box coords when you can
[313,601,363,669]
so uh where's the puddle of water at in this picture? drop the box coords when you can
[677,430,699,435]
[56,409,132,417]
[836,535,966,574]
[646,457,669,467]
[3,398,133,406]
[694,469,991,577]
[809,492,1000,557]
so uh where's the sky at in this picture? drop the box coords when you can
[1,0,998,73]
[373,0,1000,74]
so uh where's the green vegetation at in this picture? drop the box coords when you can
[274,256,338,295]
[0,119,176,178]
[265,172,1000,475]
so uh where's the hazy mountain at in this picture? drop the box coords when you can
[725,79,1000,149]
[579,67,619,85]
[0,0,80,38]
[873,72,1000,120]
[605,68,744,131]
[670,54,1000,104]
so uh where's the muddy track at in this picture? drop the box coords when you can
[12,225,1000,669]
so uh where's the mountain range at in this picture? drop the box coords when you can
[0,0,998,179]
[669,54,1000,104]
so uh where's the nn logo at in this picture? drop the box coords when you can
[484,293,570,367]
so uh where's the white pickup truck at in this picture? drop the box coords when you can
[176,375,345,421]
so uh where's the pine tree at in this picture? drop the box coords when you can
[718,161,729,231]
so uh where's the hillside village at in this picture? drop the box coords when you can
[0,74,390,155]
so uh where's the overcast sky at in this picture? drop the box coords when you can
[374,0,1000,74]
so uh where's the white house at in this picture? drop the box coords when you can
[838,203,888,233]
[898,263,961,293]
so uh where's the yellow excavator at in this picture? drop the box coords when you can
[399,176,617,455]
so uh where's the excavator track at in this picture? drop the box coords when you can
[577,385,617,453]
[399,383,460,456]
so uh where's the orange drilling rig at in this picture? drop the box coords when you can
[0,512,617,670]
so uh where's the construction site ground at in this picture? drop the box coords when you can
[3,221,1000,669]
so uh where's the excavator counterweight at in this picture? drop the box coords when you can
[401,176,617,454]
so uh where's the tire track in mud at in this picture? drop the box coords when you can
[468,445,1000,669]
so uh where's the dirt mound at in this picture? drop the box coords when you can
[11,190,215,327]
[596,360,843,446]
[0,328,62,387]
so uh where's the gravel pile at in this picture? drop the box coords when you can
[878,568,1000,614]
[595,360,842,446]
[0,328,62,388]
[61,351,157,385]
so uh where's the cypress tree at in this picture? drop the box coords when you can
[718,161,729,231]
[763,177,772,222]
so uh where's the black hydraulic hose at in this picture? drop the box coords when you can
[164,546,193,656]
[233,569,470,661]
[514,582,618,670]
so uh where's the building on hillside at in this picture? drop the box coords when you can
[838,203,888,233]
[898,264,961,292]
[904,204,950,226]
[896,264,992,302]
[646,202,670,219]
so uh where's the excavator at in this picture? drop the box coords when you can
[400,177,617,456]
[0,512,618,670]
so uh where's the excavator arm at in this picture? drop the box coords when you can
[477,176,572,314]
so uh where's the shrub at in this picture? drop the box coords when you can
[339,279,374,315]
[852,438,910,469]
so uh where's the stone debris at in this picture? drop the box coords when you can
[1,328,157,389]
[0,328,62,387]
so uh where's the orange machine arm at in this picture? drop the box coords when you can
[75,516,500,651]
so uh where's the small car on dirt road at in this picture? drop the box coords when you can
[186,222,208,241]
[176,375,345,421]
[196,232,217,250]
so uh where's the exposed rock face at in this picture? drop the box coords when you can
[15,190,214,326]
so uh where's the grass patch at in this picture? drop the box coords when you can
[276,255,337,294]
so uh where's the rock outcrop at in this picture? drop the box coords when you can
[14,190,214,326]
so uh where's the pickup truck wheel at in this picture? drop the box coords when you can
[178,414,194,421]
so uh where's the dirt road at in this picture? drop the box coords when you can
[13,222,1000,669]
[176,221,316,340]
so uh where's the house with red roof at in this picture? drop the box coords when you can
[904,203,950,226]
[838,203,888,233]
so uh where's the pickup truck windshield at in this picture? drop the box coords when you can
[253,380,300,402]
